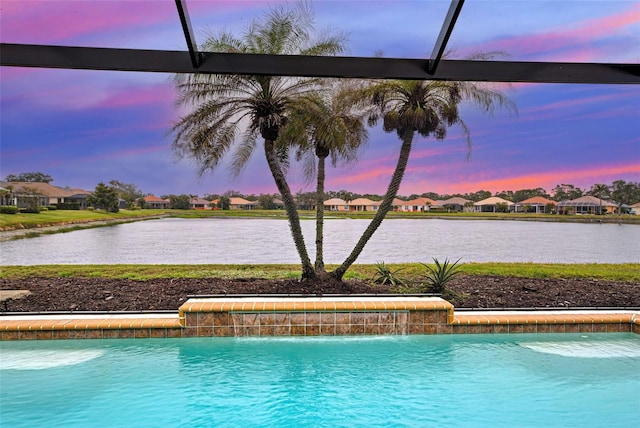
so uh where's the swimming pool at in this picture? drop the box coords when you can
[2,334,639,427]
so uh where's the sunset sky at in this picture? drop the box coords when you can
[1,0,639,198]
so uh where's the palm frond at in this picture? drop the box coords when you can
[229,129,259,177]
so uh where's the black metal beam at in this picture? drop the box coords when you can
[2,43,639,84]
[175,0,200,68]
[428,0,465,75]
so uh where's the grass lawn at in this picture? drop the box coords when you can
[0,209,169,230]
[2,263,638,282]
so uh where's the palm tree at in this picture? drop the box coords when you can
[278,81,369,273]
[332,77,516,280]
[588,183,611,214]
[171,4,345,280]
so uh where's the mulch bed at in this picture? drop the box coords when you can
[1,275,639,312]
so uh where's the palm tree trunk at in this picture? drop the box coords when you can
[315,154,327,273]
[264,139,316,280]
[332,130,414,281]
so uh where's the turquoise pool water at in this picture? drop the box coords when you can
[1,334,639,427]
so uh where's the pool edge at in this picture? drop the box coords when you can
[1,296,638,340]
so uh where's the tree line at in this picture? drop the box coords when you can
[200,180,640,207]
[5,173,638,213]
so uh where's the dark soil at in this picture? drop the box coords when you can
[2,275,639,312]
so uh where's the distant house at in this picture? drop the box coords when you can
[0,186,11,206]
[0,181,91,209]
[229,197,258,210]
[143,195,170,209]
[474,196,515,213]
[516,196,556,214]
[630,202,640,215]
[397,197,435,212]
[556,196,617,215]
[273,198,284,210]
[432,197,471,212]
[324,198,349,211]
[65,188,92,209]
[348,198,381,212]
[190,197,213,210]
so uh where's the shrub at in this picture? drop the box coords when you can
[0,206,19,214]
[421,257,463,294]
[373,261,404,287]
[19,207,40,214]
[56,202,80,210]
[495,203,510,213]
[47,205,57,210]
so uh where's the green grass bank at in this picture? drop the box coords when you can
[2,208,639,233]
[2,263,638,282]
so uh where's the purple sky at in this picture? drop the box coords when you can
[1,1,639,197]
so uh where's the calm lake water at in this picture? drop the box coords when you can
[1,218,639,265]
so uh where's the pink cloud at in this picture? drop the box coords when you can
[326,165,395,187]
[5,70,174,113]
[97,84,175,109]
[411,162,640,196]
[476,4,639,61]
[516,90,639,124]
[2,1,288,45]
[1,1,176,44]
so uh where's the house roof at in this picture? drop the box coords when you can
[474,196,514,206]
[144,195,169,203]
[439,196,471,206]
[518,196,555,205]
[349,198,380,206]
[190,197,211,205]
[404,197,435,206]
[557,195,617,207]
[5,181,73,197]
[229,197,257,205]
[65,188,92,196]
[324,198,347,205]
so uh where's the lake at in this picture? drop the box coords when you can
[1,218,638,265]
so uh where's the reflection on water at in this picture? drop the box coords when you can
[1,218,638,265]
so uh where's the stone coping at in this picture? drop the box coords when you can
[0,313,181,331]
[0,296,638,339]
[453,310,637,325]
[179,296,454,315]
[0,313,178,321]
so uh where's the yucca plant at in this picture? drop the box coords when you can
[421,257,463,294]
[373,261,405,287]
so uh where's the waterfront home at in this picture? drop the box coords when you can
[349,198,381,212]
[432,196,472,212]
[516,196,556,214]
[397,197,435,212]
[324,198,349,211]
[474,196,515,212]
[190,197,213,210]
[556,195,617,215]
[630,202,640,215]
[143,195,170,209]
[0,181,91,209]
[229,197,258,210]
